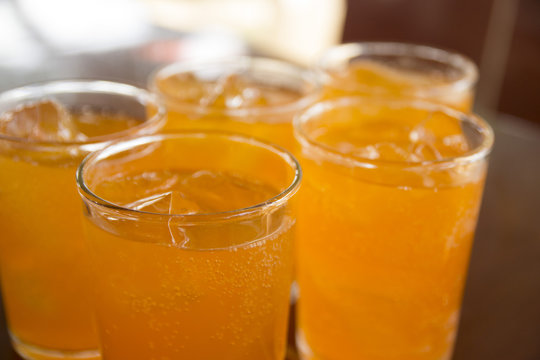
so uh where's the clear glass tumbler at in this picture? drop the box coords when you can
[294,97,493,360]
[77,132,301,360]
[0,80,165,360]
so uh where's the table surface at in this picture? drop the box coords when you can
[0,115,539,360]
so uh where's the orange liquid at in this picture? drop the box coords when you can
[323,61,474,112]
[154,72,307,151]
[0,101,144,357]
[296,106,488,360]
[83,168,295,360]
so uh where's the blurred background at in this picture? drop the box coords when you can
[0,1,538,360]
[0,0,538,124]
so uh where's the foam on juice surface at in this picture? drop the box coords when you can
[93,169,278,215]
[157,72,303,109]
[0,99,142,142]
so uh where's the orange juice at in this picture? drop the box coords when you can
[318,43,478,112]
[294,98,493,360]
[150,57,320,151]
[78,133,300,360]
[0,81,164,360]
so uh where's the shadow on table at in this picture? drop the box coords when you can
[453,115,540,360]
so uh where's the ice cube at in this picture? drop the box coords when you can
[95,171,179,207]
[241,87,263,103]
[371,142,415,162]
[180,170,234,211]
[409,112,436,145]
[167,218,190,247]
[409,111,469,159]
[223,85,265,108]
[442,134,469,154]
[125,191,200,215]
[411,111,463,142]
[181,170,276,212]
[168,191,201,214]
[125,192,172,212]
[130,171,180,197]
[71,106,140,138]
[197,73,297,109]
[99,169,274,216]
[198,73,234,108]
[344,142,414,162]
[410,142,443,162]
[170,73,200,99]
[346,141,444,163]
[345,143,379,160]
[0,99,86,142]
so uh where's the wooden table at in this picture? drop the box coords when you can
[1,115,539,359]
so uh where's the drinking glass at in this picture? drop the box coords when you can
[317,42,478,111]
[0,80,165,360]
[294,97,493,360]
[77,132,301,360]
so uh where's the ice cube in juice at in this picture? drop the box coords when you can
[150,59,319,151]
[324,60,474,112]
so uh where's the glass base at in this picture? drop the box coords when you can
[9,332,100,360]
[295,328,455,360]
[296,329,314,360]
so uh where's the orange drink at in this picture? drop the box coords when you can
[0,81,165,360]
[77,132,301,360]
[149,57,320,151]
[294,97,493,360]
[318,43,478,111]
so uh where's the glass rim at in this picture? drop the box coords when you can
[76,131,302,222]
[148,56,322,119]
[0,79,167,148]
[317,42,478,95]
[293,96,494,169]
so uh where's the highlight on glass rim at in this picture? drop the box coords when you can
[0,1,538,360]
